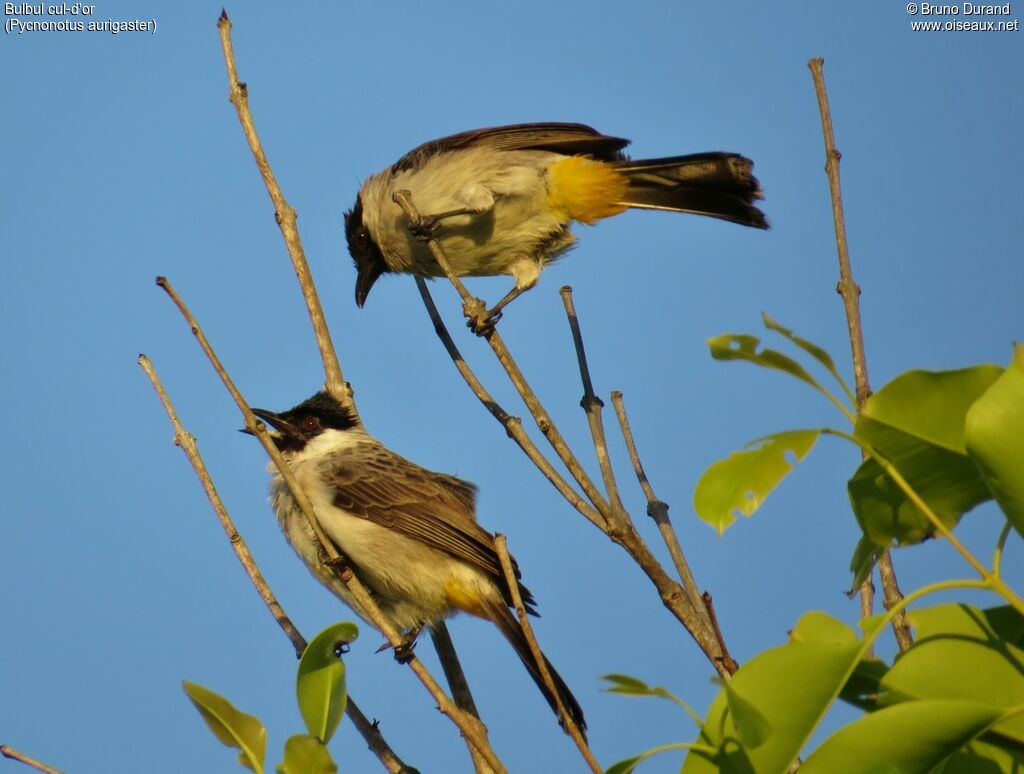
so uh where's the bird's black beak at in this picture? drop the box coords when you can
[241,408,299,440]
[355,263,384,308]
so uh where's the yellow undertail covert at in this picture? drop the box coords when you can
[546,155,629,224]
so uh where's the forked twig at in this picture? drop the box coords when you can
[415,278,603,527]
[392,192,612,520]
[139,353,410,773]
[493,536,601,773]
[396,194,732,676]
[560,287,626,521]
[808,57,912,651]
[156,276,504,773]
[610,393,703,616]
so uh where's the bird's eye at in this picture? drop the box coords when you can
[355,227,368,247]
[302,416,320,432]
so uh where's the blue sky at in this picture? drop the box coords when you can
[2,2,1021,772]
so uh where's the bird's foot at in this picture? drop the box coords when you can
[408,215,441,242]
[463,297,500,336]
[376,624,424,664]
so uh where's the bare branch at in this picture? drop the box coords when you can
[156,275,505,773]
[808,57,912,651]
[415,279,603,528]
[610,392,703,610]
[493,536,600,773]
[429,623,497,774]
[344,701,420,774]
[429,622,480,719]
[139,353,306,656]
[0,746,62,774]
[559,287,626,521]
[215,10,354,419]
[394,197,731,674]
[701,593,739,675]
[392,192,611,519]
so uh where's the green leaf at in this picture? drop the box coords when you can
[965,343,1024,537]
[708,333,820,390]
[602,673,657,696]
[604,753,646,774]
[720,680,772,748]
[848,536,882,589]
[694,430,820,534]
[183,680,266,773]
[935,738,1024,772]
[801,699,1003,774]
[883,604,1024,745]
[861,366,1003,454]
[681,612,864,773]
[981,605,1024,648]
[604,744,694,774]
[276,735,338,774]
[838,657,890,712]
[762,313,855,404]
[847,431,991,545]
[848,365,1003,547]
[297,622,358,744]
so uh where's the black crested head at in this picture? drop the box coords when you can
[250,391,359,453]
[344,194,388,308]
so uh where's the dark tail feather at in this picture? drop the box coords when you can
[613,152,769,229]
[488,602,587,738]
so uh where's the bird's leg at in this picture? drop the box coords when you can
[375,623,425,663]
[407,184,495,241]
[407,207,477,241]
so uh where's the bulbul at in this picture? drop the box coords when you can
[249,391,586,734]
[345,121,768,322]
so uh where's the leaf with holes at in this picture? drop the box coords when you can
[297,622,358,744]
[694,430,820,534]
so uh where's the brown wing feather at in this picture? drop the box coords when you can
[325,446,537,610]
[392,122,631,173]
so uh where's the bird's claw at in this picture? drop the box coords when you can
[408,216,440,242]
[463,298,500,336]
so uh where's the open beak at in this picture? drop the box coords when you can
[241,408,299,440]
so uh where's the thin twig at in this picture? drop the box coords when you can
[415,279,603,527]
[610,392,704,614]
[139,354,306,656]
[216,10,355,419]
[701,593,739,675]
[430,622,481,719]
[156,276,505,773]
[430,623,495,774]
[0,746,62,774]
[140,353,413,773]
[560,287,626,521]
[808,57,912,651]
[392,192,611,518]
[399,203,730,675]
[345,701,420,774]
[493,536,601,774]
